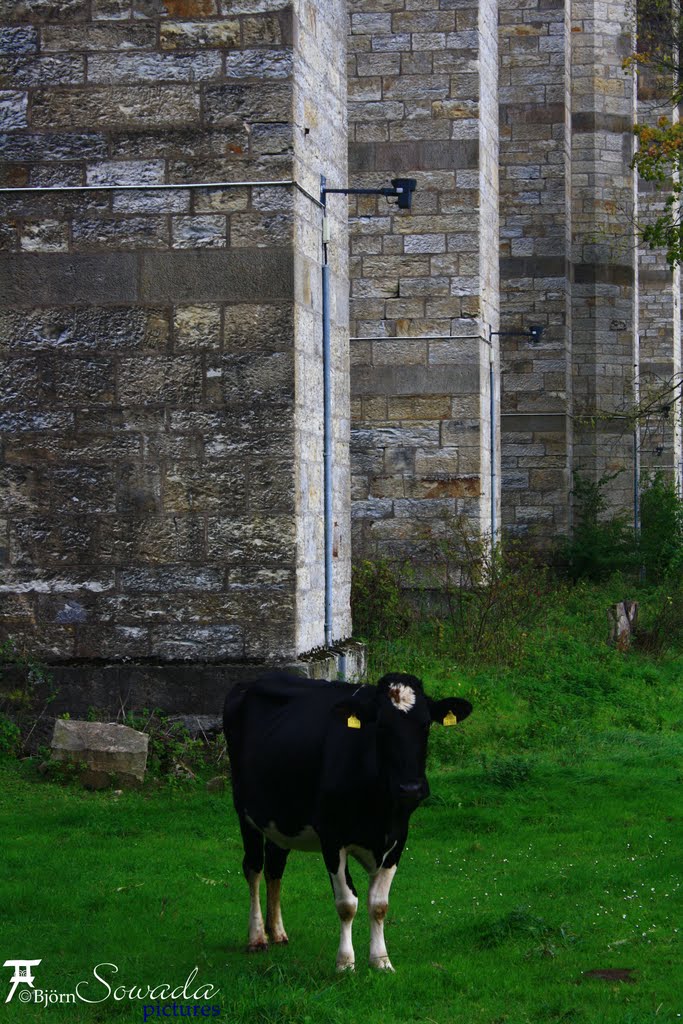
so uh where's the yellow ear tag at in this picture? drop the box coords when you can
[347,714,361,730]
[442,710,458,727]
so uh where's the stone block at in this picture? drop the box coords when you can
[139,250,293,303]
[71,216,169,251]
[42,25,156,52]
[207,515,296,566]
[0,54,85,87]
[51,719,148,787]
[174,305,221,351]
[193,187,249,213]
[172,215,227,249]
[151,624,244,661]
[163,463,247,514]
[0,26,39,55]
[225,48,292,78]
[117,355,203,407]
[0,90,27,130]
[241,13,284,45]
[19,221,69,253]
[87,51,222,83]
[31,85,201,129]
[0,130,109,163]
[162,0,220,13]
[0,0,86,17]
[160,20,240,48]
[0,254,138,306]
[202,82,291,122]
[223,302,293,351]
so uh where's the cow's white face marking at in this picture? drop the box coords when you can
[388,683,416,713]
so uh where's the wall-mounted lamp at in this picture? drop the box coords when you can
[321,177,417,211]
[489,324,546,343]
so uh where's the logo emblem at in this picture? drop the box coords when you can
[3,960,42,1003]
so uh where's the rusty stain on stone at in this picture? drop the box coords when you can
[424,478,481,499]
[162,0,216,17]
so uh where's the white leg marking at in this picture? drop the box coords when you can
[247,870,268,951]
[368,865,397,971]
[330,849,358,972]
[266,877,288,944]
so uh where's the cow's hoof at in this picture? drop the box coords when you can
[247,941,269,953]
[336,959,355,973]
[370,956,395,972]
[270,933,289,945]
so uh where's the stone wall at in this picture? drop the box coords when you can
[346,0,499,564]
[637,75,682,489]
[570,0,638,511]
[498,0,573,543]
[0,0,350,668]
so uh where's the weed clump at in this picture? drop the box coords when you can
[482,754,533,789]
[0,639,58,756]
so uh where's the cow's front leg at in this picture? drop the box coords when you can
[368,865,397,971]
[325,847,358,971]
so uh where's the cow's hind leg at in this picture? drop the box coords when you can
[239,817,268,952]
[264,840,289,945]
[368,865,397,971]
[324,846,358,972]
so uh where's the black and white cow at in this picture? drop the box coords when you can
[223,671,472,971]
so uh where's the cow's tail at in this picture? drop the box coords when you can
[223,682,252,803]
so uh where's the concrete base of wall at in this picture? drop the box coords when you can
[1,640,369,750]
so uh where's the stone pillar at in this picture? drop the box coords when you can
[0,0,350,672]
[347,0,499,562]
[636,84,682,488]
[498,0,573,544]
[570,0,638,512]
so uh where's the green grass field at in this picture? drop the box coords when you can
[1,581,682,1024]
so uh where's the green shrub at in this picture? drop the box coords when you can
[634,562,683,653]
[0,714,21,758]
[122,708,225,784]
[558,471,637,580]
[639,470,683,579]
[0,638,58,754]
[416,515,554,666]
[351,557,413,639]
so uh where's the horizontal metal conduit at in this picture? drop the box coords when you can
[0,178,325,209]
[350,334,486,343]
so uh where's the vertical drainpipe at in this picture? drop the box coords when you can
[321,176,333,648]
[633,355,640,538]
[489,332,497,544]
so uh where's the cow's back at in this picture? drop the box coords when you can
[224,673,373,835]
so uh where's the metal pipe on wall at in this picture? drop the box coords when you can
[490,350,497,545]
[320,176,334,648]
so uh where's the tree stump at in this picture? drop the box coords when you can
[607,602,638,651]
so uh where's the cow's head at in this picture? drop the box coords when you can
[336,673,472,812]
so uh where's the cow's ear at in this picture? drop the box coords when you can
[428,697,473,727]
[333,699,377,730]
